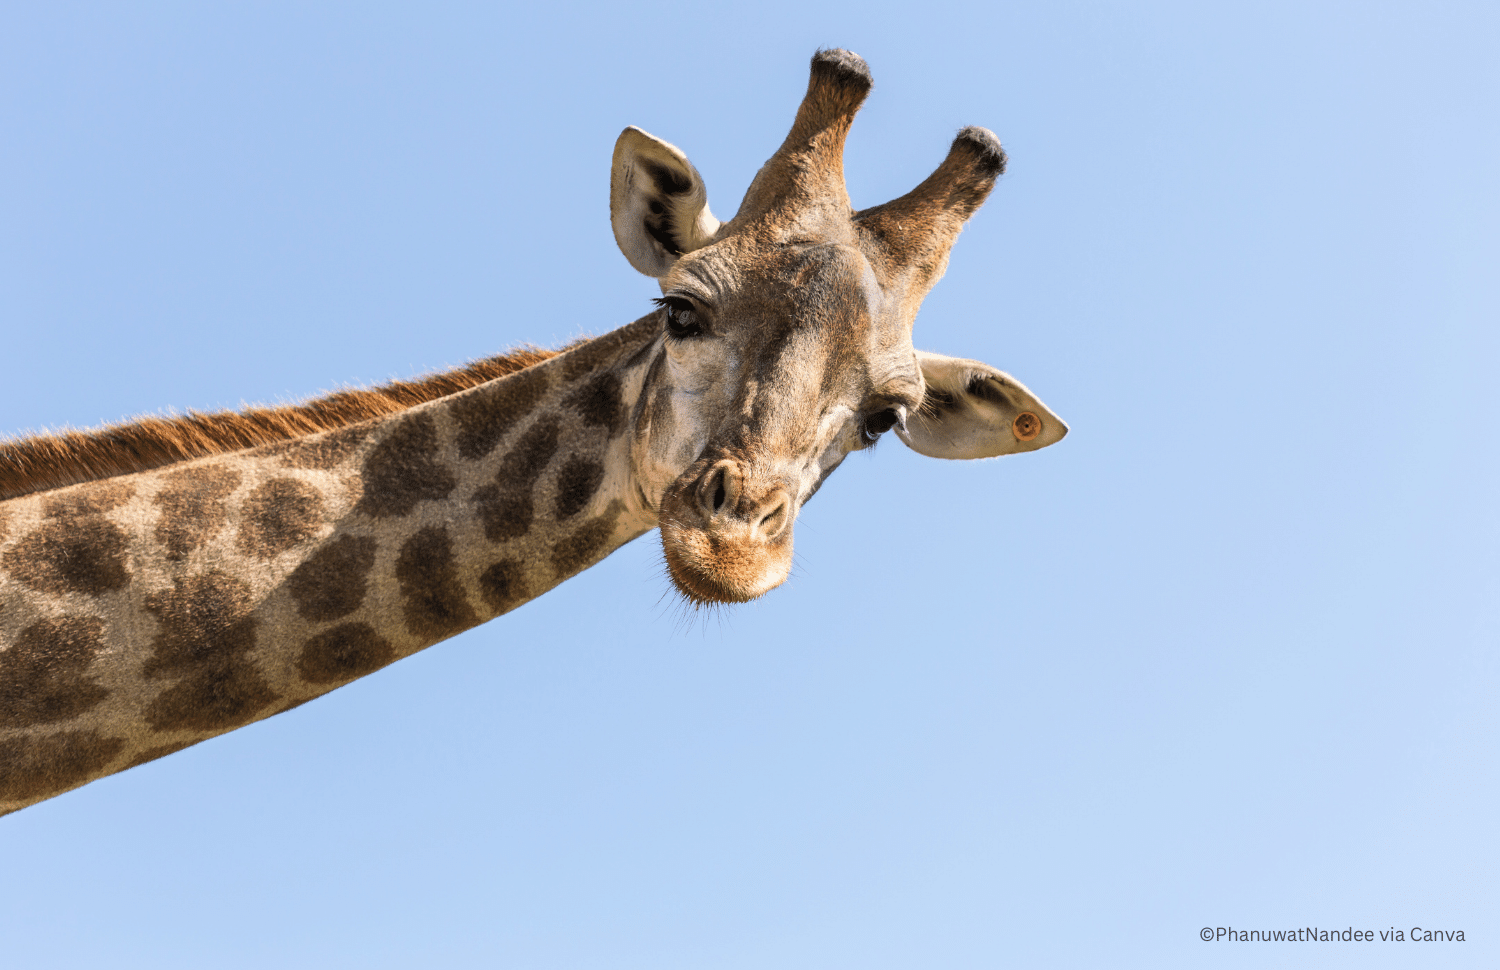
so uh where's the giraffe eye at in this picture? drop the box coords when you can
[657,297,704,339]
[861,407,903,443]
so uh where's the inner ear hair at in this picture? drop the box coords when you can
[919,385,958,415]
[965,375,1016,408]
[640,161,688,257]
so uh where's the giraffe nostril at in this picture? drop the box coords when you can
[698,462,736,518]
[757,497,788,538]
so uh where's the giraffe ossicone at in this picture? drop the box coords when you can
[0,50,1067,815]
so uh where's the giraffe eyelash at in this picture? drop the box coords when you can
[653,296,706,339]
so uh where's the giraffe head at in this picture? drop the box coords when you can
[611,50,1067,604]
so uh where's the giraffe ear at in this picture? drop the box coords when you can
[611,127,721,278]
[897,350,1069,459]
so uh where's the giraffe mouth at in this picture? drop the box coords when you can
[657,465,796,604]
[659,514,795,604]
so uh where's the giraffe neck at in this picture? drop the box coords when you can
[0,315,664,813]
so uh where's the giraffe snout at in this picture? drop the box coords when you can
[659,458,798,604]
[695,459,792,542]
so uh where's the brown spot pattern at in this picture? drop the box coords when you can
[0,617,110,728]
[273,425,373,470]
[551,500,625,577]
[395,526,477,640]
[555,456,605,519]
[153,464,242,559]
[42,481,135,518]
[451,364,550,460]
[478,558,530,615]
[354,414,456,518]
[0,730,125,804]
[142,571,276,732]
[238,477,325,558]
[561,337,615,381]
[2,518,129,597]
[472,419,560,542]
[296,622,396,685]
[564,372,625,435]
[286,534,377,622]
[2,481,136,597]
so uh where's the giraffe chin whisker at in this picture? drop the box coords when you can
[658,515,794,606]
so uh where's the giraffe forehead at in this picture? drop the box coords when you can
[683,207,926,316]
[678,240,896,351]
[749,254,909,395]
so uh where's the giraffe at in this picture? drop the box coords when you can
[0,50,1067,815]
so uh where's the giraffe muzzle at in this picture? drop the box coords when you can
[659,458,797,604]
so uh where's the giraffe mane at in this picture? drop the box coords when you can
[0,343,579,502]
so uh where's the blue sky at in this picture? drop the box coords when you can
[2,2,1496,967]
